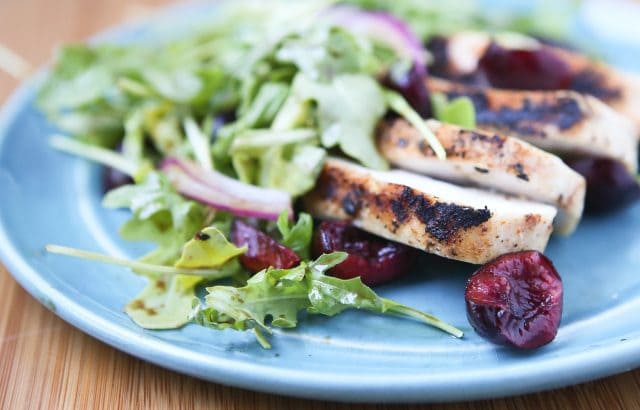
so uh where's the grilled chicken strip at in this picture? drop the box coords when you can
[427,31,640,128]
[304,157,557,264]
[378,118,585,234]
[427,77,638,174]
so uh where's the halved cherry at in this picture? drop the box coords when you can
[478,42,572,90]
[312,220,417,286]
[565,156,640,214]
[382,63,432,118]
[465,251,563,349]
[231,220,300,273]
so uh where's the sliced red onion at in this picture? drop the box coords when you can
[161,157,292,221]
[321,5,426,71]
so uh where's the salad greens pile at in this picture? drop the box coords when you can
[38,1,417,191]
[40,0,574,347]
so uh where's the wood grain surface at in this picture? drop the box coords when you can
[1,1,639,409]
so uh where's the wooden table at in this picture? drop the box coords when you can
[1,1,639,408]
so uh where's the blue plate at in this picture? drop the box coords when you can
[2,1,640,403]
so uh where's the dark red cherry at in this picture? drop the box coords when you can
[312,220,417,286]
[103,166,133,192]
[102,143,133,192]
[478,42,572,90]
[465,251,563,349]
[231,220,300,273]
[382,63,432,118]
[566,156,640,214]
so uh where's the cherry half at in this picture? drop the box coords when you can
[565,156,640,214]
[465,251,563,349]
[231,220,300,273]
[103,166,133,192]
[478,42,572,90]
[312,220,417,286]
[382,63,432,118]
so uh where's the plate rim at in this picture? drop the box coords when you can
[2,3,640,402]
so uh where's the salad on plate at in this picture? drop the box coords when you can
[37,0,640,350]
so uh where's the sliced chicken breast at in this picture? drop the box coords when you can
[377,118,585,234]
[304,157,557,264]
[427,77,638,174]
[427,31,640,128]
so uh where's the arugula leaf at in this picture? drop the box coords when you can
[227,128,325,196]
[431,93,476,129]
[183,116,214,171]
[175,227,246,268]
[127,224,245,329]
[37,45,142,146]
[258,144,325,196]
[126,275,202,329]
[140,104,188,157]
[277,211,313,259]
[125,255,243,330]
[291,73,388,169]
[142,69,203,103]
[37,46,117,111]
[237,82,291,129]
[385,90,446,160]
[122,108,146,163]
[230,128,317,155]
[195,264,310,348]
[45,244,237,277]
[49,135,141,177]
[275,27,384,82]
[270,93,313,131]
[103,172,209,265]
[307,275,383,315]
[46,240,244,329]
[308,252,348,273]
[211,82,292,177]
[49,107,124,147]
[45,242,241,329]
[194,253,463,348]
[38,30,244,153]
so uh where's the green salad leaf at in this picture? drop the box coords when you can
[384,90,446,159]
[100,174,242,329]
[228,128,326,195]
[277,211,314,259]
[431,93,477,129]
[126,274,204,329]
[126,224,247,330]
[126,254,244,330]
[103,172,210,266]
[49,135,142,177]
[291,73,388,169]
[263,144,327,195]
[44,242,242,329]
[194,252,463,348]
[237,82,291,129]
[275,26,384,82]
[175,227,246,269]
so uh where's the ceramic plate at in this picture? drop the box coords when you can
[2,1,640,402]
